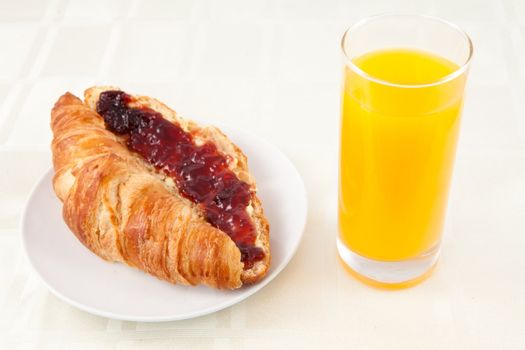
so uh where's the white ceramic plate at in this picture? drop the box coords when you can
[22,126,307,322]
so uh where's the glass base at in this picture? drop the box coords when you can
[337,238,440,288]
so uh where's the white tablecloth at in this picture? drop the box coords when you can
[1,0,524,348]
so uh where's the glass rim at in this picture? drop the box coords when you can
[341,13,474,89]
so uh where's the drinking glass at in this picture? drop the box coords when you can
[338,14,473,288]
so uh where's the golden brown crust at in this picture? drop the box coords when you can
[50,89,270,289]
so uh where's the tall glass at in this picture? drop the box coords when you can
[338,14,472,288]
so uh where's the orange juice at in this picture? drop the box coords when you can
[339,48,466,261]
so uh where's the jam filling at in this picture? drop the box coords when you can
[97,91,264,268]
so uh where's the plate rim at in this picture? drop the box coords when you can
[21,128,308,322]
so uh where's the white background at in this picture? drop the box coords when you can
[1,0,524,348]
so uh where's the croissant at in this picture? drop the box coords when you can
[50,87,270,289]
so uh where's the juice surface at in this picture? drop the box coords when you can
[339,48,466,261]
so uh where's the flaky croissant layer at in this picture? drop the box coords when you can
[50,88,270,289]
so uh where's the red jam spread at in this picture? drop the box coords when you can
[97,91,264,268]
